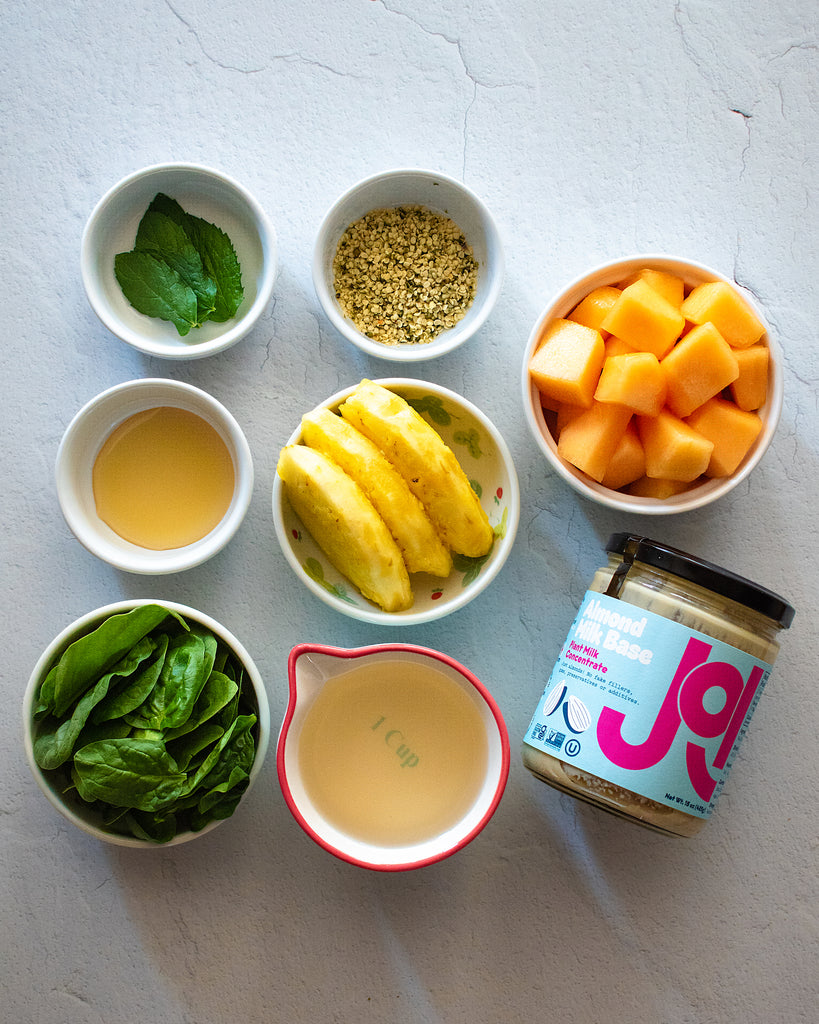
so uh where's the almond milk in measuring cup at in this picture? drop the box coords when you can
[522,533,794,836]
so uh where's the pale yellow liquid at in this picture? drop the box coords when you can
[92,406,235,549]
[297,660,489,847]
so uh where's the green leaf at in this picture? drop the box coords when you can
[34,634,162,769]
[39,604,180,718]
[163,670,238,741]
[125,632,208,731]
[91,634,168,724]
[34,674,113,771]
[73,738,186,812]
[148,193,243,322]
[181,713,256,797]
[123,809,178,844]
[166,722,225,772]
[134,210,218,321]
[114,250,199,335]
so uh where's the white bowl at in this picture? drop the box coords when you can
[521,254,783,514]
[278,643,510,870]
[56,378,254,573]
[81,162,277,359]
[272,378,520,625]
[312,168,504,361]
[23,599,270,847]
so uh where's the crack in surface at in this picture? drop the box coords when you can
[165,0,357,77]
[374,0,523,178]
[730,108,753,177]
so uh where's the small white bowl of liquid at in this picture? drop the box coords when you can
[56,379,253,574]
[277,643,510,870]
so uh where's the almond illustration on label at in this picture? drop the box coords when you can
[542,681,567,717]
[565,695,591,734]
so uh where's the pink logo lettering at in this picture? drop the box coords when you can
[597,637,766,801]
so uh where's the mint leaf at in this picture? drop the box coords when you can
[148,193,243,322]
[184,217,243,321]
[114,250,200,335]
[134,211,217,322]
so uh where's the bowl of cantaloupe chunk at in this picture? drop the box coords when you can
[522,255,782,514]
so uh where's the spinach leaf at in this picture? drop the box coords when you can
[125,632,207,731]
[34,675,113,771]
[125,810,178,844]
[163,670,237,741]
[90,634,168,724]
[166,722,225,772]
[190,790,245,829]
[38,604,182,718]
[188,626,218,681]
[195,725,256,812]
[73,738,186,812]
[33,634,157,769]
[181,713,256,797]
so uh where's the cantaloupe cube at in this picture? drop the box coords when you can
[528,319,605,408]
[680,280,766,349]
[567,286,622,336]
[555,402,585,436]
[619,268,685,308]
[628,476,692,499]
[557,401,632,482]
[604,335,636,357]
[685,397,763,477]
[730,344,769,411]
[539,390,561,414]
[660,321,739,417]
[637,410,714,482]
[594,351,667,416]
[600,279,685,359]
[600,424,646,490]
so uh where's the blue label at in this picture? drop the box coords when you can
[525,591,773,817]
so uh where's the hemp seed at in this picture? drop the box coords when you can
[332,205,478,346]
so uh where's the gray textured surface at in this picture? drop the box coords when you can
[2,2,817,1022]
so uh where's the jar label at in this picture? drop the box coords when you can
[525,590,773,818]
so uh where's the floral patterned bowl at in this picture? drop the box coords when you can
[272,378,520,625]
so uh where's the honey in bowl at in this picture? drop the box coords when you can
[92,406,235,549]
[296,657,489,848]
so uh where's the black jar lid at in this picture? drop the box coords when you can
[606,533,795,629]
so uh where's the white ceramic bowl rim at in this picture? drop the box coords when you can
[312,167,505,362]
[272,376,520,624]
[277,642,510,871]
[56,378,254,574]
[521,253,783,515]
[23,599,270,848]
[81,161,278,360]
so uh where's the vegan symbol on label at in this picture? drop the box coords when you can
[540,680,591,734]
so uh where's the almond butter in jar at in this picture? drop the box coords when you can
[522,533,795,836]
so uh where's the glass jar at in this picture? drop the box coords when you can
[522,533,795,837]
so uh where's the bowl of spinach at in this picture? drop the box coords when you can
[23,600,270,846]
[81,163,277,359]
